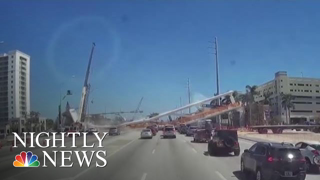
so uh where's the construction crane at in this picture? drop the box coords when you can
[78,43,95,130]
[130,97,144,121]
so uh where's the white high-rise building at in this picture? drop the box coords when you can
[0,50,30,125]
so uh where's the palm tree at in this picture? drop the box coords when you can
[281,93,295,124]
[263,91,272,105]
[246,85,258,125]
[221,95,232,105]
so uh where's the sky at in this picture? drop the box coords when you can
[1,0,320,119]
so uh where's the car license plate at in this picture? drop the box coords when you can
[284,171,293,177]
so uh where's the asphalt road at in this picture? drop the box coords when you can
[0,130,319,180]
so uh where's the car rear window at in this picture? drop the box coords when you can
[310,145,320,150]
[217,130,238,140]
[165,127,174,131]
[274,148,303,159]
[142,129,151,132]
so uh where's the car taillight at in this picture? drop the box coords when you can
[267,156,279,162]
[234,141,239,147]
[312,150,320,156]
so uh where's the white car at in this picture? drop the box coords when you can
[295,141,320,172]
[163,126,176,138]
[140,129,153,139]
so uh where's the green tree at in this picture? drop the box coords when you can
[26,111,41,132]
[221,95,232,105]
[245,85,258,125]
[281,93,295,124]
[270,115,282,125]
[263,91,272,105]
[46,119,54,130]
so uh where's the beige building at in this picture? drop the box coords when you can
[254,71,320,124]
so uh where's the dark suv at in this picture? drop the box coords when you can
[241,142,306,180]
[207,129,240,156]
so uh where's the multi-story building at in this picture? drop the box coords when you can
[0,50,30,131]
[254,71,320,124]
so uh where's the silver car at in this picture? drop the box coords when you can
[140,129,153,139]
[295,141,320,172]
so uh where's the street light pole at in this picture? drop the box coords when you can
[214,37,221,128]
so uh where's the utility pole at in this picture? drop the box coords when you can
[214,37,221,128]
[180,97,182,115]
[187,78,191,114]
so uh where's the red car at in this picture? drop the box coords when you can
[193,129,210,143]
[147,126,157,136]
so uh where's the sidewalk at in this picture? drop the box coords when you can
[238,130,320,144]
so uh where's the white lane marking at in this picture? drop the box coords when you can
[215,171,227,180]
[192,148,197,153]
[73,138,138,180]
[152,149,155,154]
[141,173,147,180]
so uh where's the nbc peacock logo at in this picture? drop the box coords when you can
[13,151,40,167]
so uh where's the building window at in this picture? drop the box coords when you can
[304,90,309,92]
[11,81,13,83]
[11,86,13,88]
[281,86,283,88]
[11,70,13,73]
[317,90,319,93]
[11,106,13,109]
[316,85,319,87]
[11,56,14,58]
[306,84,309,86]
[310,84,312,87]
[292,101,312,104]
[317,111,320,113]
[295,96,312,99]
[316,102,320,104]
[291,110,313,113]
[290,89,293,92]
[281,80,283,82]
[311,90,312,92]
[298,84,304,86]
[290,83,293,86]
